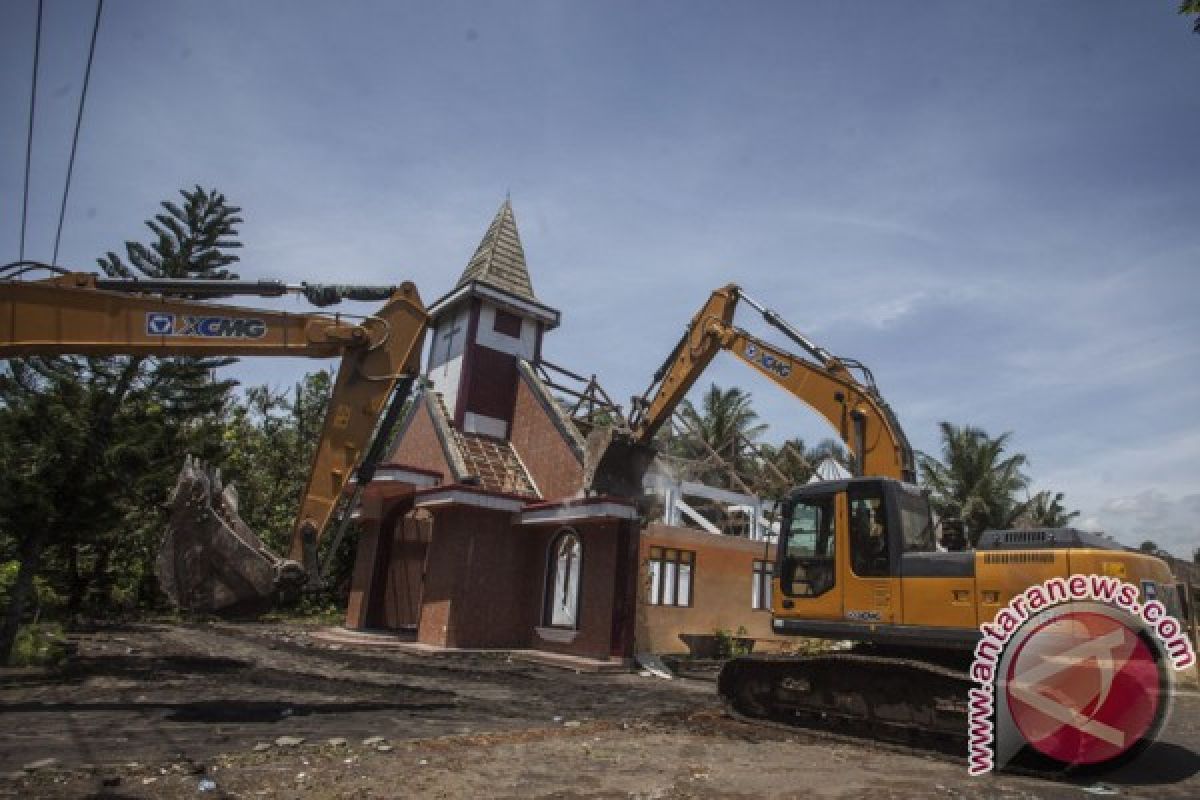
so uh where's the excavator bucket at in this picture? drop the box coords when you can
[156,456,307,615]
[581,426,659,498]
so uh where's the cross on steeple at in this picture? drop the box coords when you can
[435,319,463,377]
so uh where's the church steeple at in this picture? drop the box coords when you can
[456,198,538,303]
[424,199,561,438]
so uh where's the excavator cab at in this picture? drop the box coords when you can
[772,478,969,646]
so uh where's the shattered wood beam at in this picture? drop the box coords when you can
[669,411,756,496]
[738,434,793,496]
[538,357,590,384]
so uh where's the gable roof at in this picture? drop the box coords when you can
[456,198,537,303]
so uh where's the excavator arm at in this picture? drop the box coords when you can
[1,270,428,612]
[584,284,914,496]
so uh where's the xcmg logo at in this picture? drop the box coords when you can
[744,342,792,378]
[146,312,267,339]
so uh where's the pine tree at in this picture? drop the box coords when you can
[0,187,243,662]
[219,371,333,557]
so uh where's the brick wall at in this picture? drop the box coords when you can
[529,521,620,659]
[390,400,453,478]
[345,526,384,630]
[510,374,583,501]
[414,509,628,660]
[417,507,537,649]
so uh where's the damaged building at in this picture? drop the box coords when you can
[343,200,779,664]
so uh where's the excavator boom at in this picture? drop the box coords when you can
[584,284,913,496]
[1,270,428,613]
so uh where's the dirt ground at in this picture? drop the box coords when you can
[1,623,1196,799]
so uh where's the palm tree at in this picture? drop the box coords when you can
[1019,491,1080,528]
[918,422,1030,547]
[671,384,767,489]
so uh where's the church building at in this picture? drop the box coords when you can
[344,199,641,663]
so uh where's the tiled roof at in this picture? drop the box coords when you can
[455,432,538,497]
[456,198,537,302]
[428,392,538,498]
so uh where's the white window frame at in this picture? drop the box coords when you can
[752,559,774,610]
[647,547,694,608]
[544,528,583,629]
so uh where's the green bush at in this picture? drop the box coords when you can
[259,591,344,625]
[8,623,67,668]
[0,560,66,621]
[0,561,16,609]
[714,625,752,659]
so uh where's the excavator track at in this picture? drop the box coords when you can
[718,652,973,758]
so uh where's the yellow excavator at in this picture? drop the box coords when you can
[586,284,1180,756]
[0,265,427,614]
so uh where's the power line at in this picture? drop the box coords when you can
[19,0,44,262]
[52,0,105,267]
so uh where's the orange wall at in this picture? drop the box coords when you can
[637,524,780,655]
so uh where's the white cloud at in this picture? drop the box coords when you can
[1091,488,1198,558]
[1101,489,1170,521]
[1022,430,1200,559]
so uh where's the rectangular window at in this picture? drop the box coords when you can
[678,562,692,606]
[492,308,523,338]
[850,486,890,577]
[781,497,836,598]
[752,559,773,610]
[897,488,935,553]
[647,547,695,607]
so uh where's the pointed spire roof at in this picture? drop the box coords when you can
[456,198,537,302]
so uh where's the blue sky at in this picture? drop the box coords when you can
[3,2,1198,556]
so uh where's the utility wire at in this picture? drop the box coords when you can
[19,0,45,263]
[52,0,105,267]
